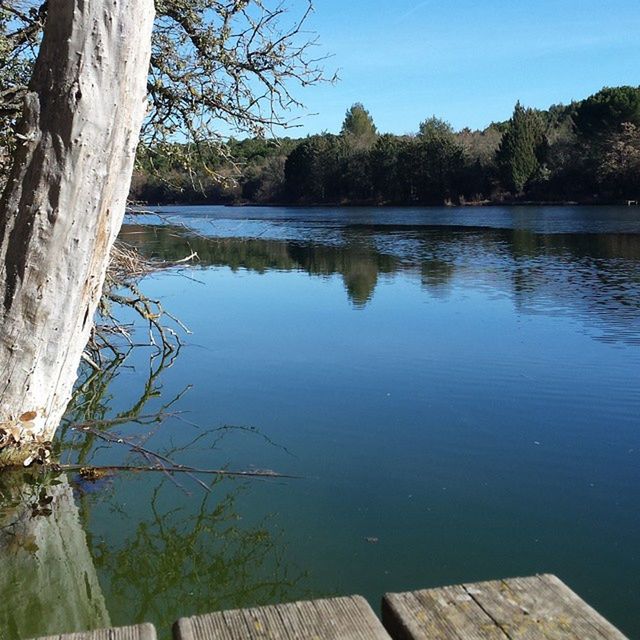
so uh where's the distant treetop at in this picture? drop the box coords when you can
[418,116,455,140]
[341,103,377,141]
[574,86,640,139]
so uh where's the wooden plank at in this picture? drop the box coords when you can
[382,586,508,640]
[382,575,629,640]
[173,595,392,640]
[461,575,574,640]
[30,623,157,640]
[462,574,628,640]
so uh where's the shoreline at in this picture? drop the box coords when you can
[131,198,639,209]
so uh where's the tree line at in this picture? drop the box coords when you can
[131,86,640,206]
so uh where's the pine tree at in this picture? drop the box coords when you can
[418,116,455,141]
[341,103,377,144]
[497,102,546,193]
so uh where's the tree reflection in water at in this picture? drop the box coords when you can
[120,220,640,343]
[91,478,306,632]
[0,312,307,640]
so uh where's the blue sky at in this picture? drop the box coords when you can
[284,0,640,136]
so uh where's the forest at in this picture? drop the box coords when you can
[131,85,640,206]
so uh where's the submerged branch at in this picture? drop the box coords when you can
[61,463,298,479]
[66,416,297,492]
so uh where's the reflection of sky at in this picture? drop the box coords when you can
[129,204,640,237]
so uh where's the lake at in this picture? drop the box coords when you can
[1,205,639,639]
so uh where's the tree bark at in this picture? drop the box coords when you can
[0,0,154,464]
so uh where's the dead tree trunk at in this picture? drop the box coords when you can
[0,0,154,464]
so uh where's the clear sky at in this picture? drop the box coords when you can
[286,0,640,136]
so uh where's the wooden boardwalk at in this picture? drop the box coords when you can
[31,574,629,640]
[383,574,628,640]
[174,595,391,640]
[33,623,156,640]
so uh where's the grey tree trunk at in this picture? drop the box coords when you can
[0,0,154,464]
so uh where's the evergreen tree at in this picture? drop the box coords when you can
[396,139,422,202]
[370,134,402,201]
[574,86,640,140]
[497,102,546,193]
[284,140,320,201]
[415,136,465,203]
[284,135,342,203]
[418,116,455,141]
[341,147,373,201]
[573,87,640,194]
[341,103,377,144]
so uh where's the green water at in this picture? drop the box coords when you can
[1,206,639,638]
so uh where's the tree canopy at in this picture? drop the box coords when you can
[418,116,455,141]
[340,102,377,142]
[574,86,640,140]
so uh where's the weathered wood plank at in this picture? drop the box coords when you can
[30,623,157,640]
[173,595,392,640]
[382,586,508,640]
[382,575,629,640]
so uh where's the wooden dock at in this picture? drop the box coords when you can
[174,595,391,640]
[383,574,628,640]
[33,623,157,640]
[31,574,629,640]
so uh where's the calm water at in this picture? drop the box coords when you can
[1,206,639,639]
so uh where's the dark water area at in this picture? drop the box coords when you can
[1,206,639,639]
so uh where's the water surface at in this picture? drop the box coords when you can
[2,205,639,638]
